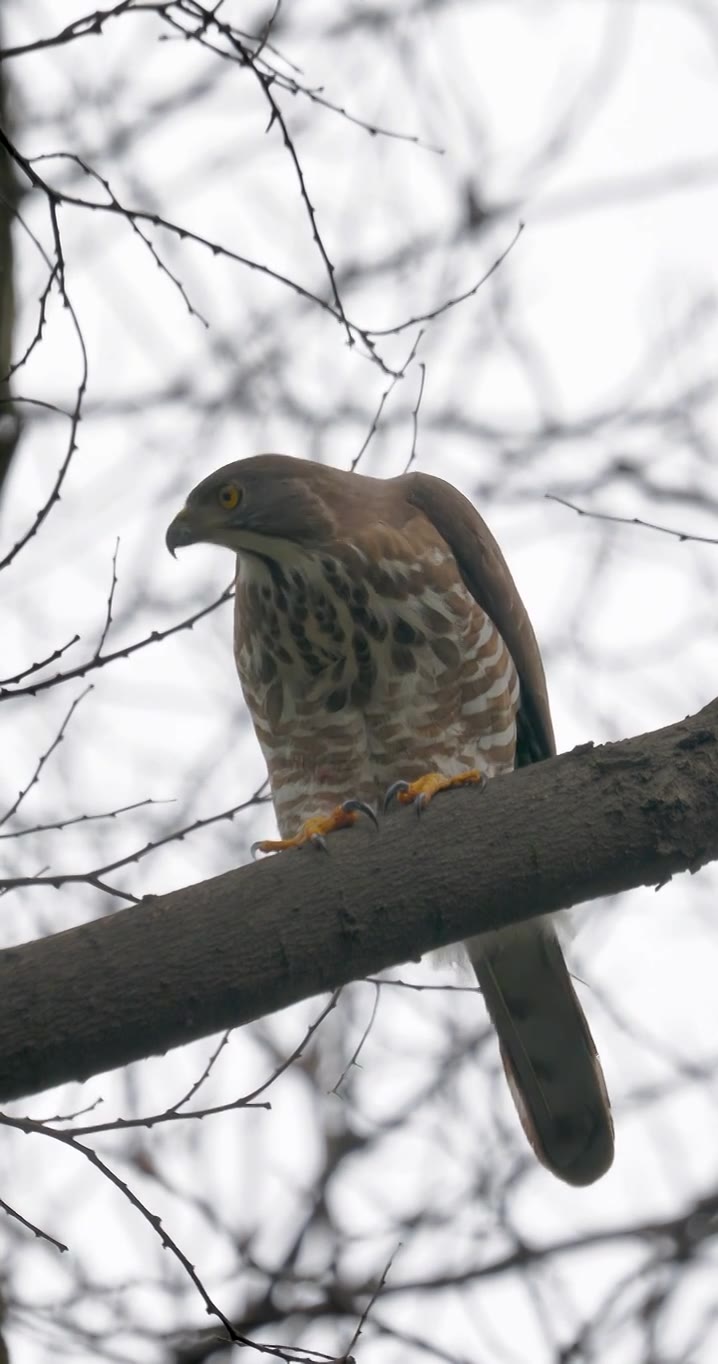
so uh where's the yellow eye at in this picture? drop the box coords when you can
[218,483,241,511]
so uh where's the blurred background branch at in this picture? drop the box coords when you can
[0,26,21,500]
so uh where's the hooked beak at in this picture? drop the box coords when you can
[165,507,196,558]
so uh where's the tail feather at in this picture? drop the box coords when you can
[468,924,614,1186]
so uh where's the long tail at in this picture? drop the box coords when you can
[468,923,614,1185]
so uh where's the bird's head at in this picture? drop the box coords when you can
[165,455,340,560]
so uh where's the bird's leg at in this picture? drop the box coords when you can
[252,799,378,858]
[383,769,485,815]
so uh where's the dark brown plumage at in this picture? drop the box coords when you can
[167,454,614,1185]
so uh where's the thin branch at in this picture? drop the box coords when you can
[0,1114,296,1359]
[367,220,524,337]
[34,150,209,327]
[0,582,234,701]
[0,785,269,891]
[0,131,399,375]
[84,876,144,904]
[253,0,282,62]
[61,1093,270,1137]
[3,262,59,383]
[0,1195,68,1253]
[0,0,139,62]
[62,995,343,1135]
[168,4,352,344]
[331,983,380,1094]
[0,633,80,686]
[285,86,444,155]
[0,129,506,377]
[366,975,481,995]
[403,361,426,474]
[350,331,424,472]
[168,1030,233,1112]
[38,1097,104,1123]
[257,74,351,347]
[546,493,718,545]
[179,0,443,152]
[0,796,174,841]
[96,538,120,656]
[0,0,435,171]
[344,1245,400,1359]
[0,686,91,828]
[0,393,72,419]
[240,990,343,1106]
[0,132,88,571]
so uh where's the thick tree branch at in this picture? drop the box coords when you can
[1,699,717,1103]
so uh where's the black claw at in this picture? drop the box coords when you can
[382,780,409,815]
[415,792,428,817]
[251,842,266,860]
[310,833,330,853]
[341,798,379,830]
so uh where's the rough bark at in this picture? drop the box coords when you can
[0,698,716,1103]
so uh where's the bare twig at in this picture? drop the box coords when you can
[3,262,59,383]
[168,1030,233,1112]
[0,796,174,841]
[34,150,209,327]
[0,633,80,686]
[0,1195,68,1253]
[546,493,718,546]
[331,983,380,1095]
[0,583,234,701]
[63,1093,270,1137]
[97,538,120,655]
[403,361,426,474]
[63,993,346,1137]
[367,221,524,338]
[240,990,343,1106]
[0,1115,263,1355]
[37,1097,104,1123]
[0,131,399,374]
[0,1,139,62]
[343,1245,400,1359]
[366,975,481,995]
[0,687,92,828]
[350,331,424,472]
[0,785,269,892]
[0,132,88,571]
[168,5,353,345]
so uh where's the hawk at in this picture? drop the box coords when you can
[166,455,613,1185]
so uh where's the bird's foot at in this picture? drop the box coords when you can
[252,799,378,858]
[383,768,485,816]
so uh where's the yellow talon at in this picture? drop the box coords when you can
[384,769,484,814]
[252,799,378,857]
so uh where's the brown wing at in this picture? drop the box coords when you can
[403,470,614,1186]
[403,471,555,766]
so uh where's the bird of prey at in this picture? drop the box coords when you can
[166,454,613,1185]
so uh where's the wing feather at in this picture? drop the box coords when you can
[403,472,554,765]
